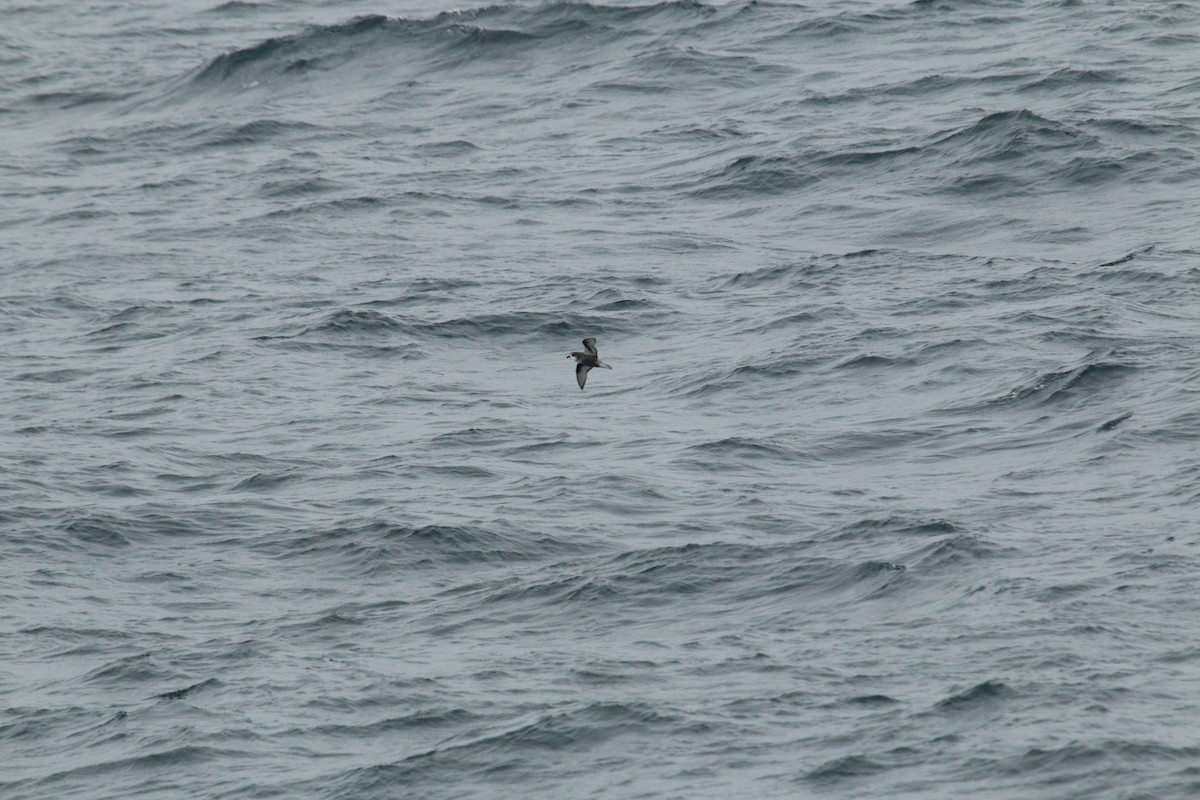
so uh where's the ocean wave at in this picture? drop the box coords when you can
[1018,67,1124,93]
[905,533,1003,570]
[684,435,805,463]
[323,700,697,793]
[189,14,394,87]
[257,176,343,198]
[155,677,221,701]
[192,118,324,148]
[690,154,820,198]
[300,708,477,739]
[804,753,891,783]
[716,260,834,289]
[931,109,1091,165]
[448,540,922,619]
[988,359,1138,409]
[302,308,406,334]
[256,520,585,572]
[680,106,1146,201]
[933,679,1013,712]
[182,2,721,95]
[737,559,909,604]
[17,90,130,110]
[9,745,246,799]
[257,307,627,347]
[829,516,962,541]
[958,739,1200,787]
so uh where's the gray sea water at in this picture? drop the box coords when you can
[4,1,1200,797]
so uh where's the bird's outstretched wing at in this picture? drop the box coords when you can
[576,363,592,389]
[582,338,598,357]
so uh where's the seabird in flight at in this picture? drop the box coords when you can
[568,337,612,389]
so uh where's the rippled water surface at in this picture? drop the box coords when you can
[4,1,1200,798]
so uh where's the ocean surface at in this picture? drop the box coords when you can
[3,1,1200,797]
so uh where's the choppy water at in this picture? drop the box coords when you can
[4,1,1200,797]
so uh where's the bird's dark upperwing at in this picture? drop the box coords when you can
[576,363,592,389]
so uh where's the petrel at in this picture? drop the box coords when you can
[568,337,612,389]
